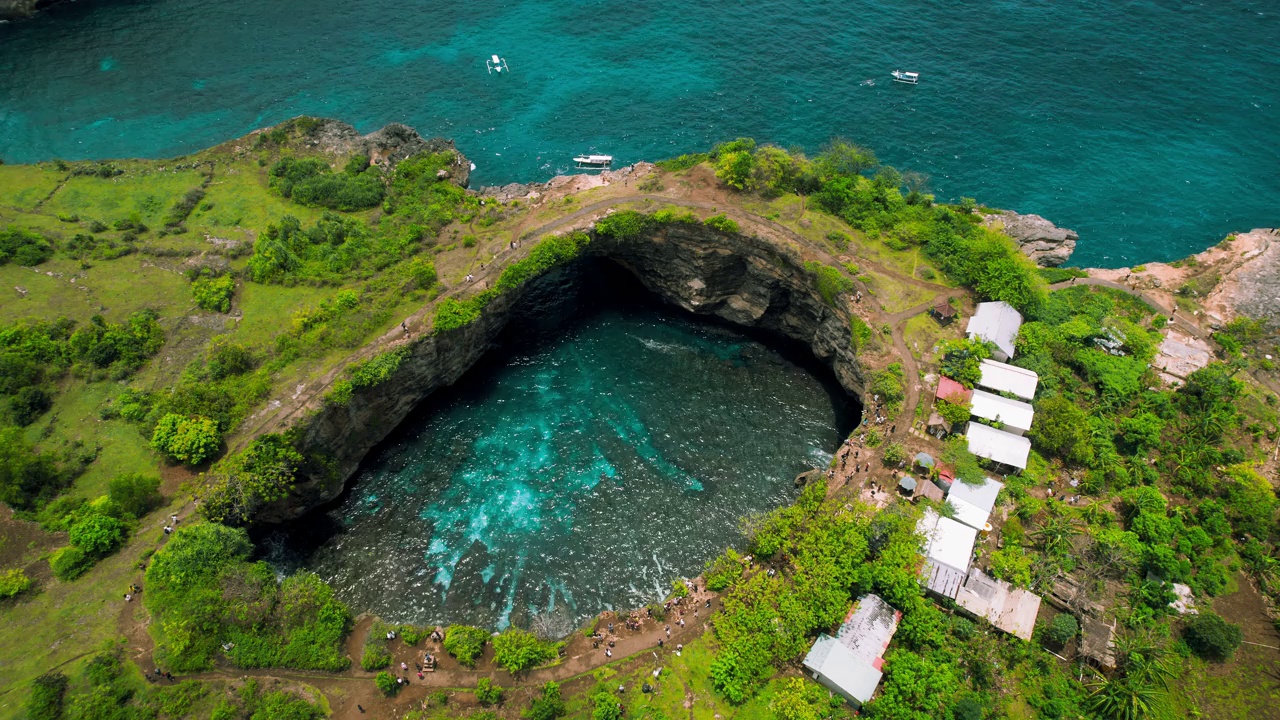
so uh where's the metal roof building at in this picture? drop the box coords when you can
[969,389,1035,436]
[977,359,1039,401]
[953,568,1042,641]
[947,476,1004,531]
[966,301,1024,361]
[802,595,901,706]
[966,421,1031,471]
[917,508,978,574]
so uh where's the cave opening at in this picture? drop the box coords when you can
[263,257,859,634]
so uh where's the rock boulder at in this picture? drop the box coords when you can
[984,211,1078,267]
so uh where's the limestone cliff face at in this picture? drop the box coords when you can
[263,222,865,522]
[983,211,1079,267]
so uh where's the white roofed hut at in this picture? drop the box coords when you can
[802,595,901,707]
[947,476,1004,531]
[966,301,1024,361]
[917,508,978,574]
[978,359,1039,401]
[969,389,1035,436]
[966,421,1031,471]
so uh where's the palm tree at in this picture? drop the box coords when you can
[1085,632,1176,720]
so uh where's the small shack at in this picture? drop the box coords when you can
[947,476,1004,531]
[929,300,958,325]
[1080,616,1118,671]
[969,390,1035,436]
[977,359,1039,401]
[927,412,950,438]
[966,421,1031,471]
[966,301,1024,361]
[916,479,945,503]
[802,595,901,707]
[953,568,1042,641]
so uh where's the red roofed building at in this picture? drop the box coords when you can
[937,376,972,404]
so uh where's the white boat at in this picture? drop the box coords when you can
[573,154,613,169]
[891,70,919,85]
[486,55,509,74]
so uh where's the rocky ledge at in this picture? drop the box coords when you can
[983,211,1079,267]
[265,219,864,521]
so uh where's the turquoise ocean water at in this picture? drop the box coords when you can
[1,0,1276,266]
[267,302,849,631]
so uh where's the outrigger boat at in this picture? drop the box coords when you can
[891,70,919,85]
[486,54,509,74]
[573,154,613,169]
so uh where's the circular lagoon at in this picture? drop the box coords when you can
[268,277,852,633]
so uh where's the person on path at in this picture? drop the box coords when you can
[357,705,364,714]
[605,647,612,658]
[665,625,670,638]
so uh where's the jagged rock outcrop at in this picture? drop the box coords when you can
[1203,229,1280,329]
[0,0,44,20]
[984,211,1078,267]
[264,221,865,521]
[291,119,470,184]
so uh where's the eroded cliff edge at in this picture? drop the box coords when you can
[264,220,864,522]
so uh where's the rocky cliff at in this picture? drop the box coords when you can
[0,0,44,20]
[983,211,1079,267]
[263,221,865,521]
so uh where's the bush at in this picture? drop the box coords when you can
[68,513,127,556]
[1183,612,1243,661]
[670,578,690,599]
[526,681,565,720]
[374,671,399,696]
[703,214,739,234]
[0,226,54,266]
[869,363,906,412]
[803,261,854,307]
[26,671,67,720]
[1043,613,1079,647]
[704,548,744,591]
[591,691,623,720]
[443,624,490,666]
[361,643,392,671]
[475,677,504,705]
[49,546,92,581]
[8,385,51,426]
[595,210,653,239]
[882,442,907,466]
[107,473,162,518]
[269,157,385,211]
[0,567,33,598]
[192,274,236,312]
[408,257,437,290]
[988,546,1033,588]
[151,413,221,465]
[491,627,556,674]
[198,434,303,525]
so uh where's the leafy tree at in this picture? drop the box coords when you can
[989,546,1033,587]
[374,671,399,696]
[198,434,302,525]
[107,473,162,518]
[703,213,740,233]
[883,441,907,466]
[936,399,971,426]
[492,627,556,674]
[191,274,236,313]
[0,226,54,266]
[938,339,991,387]
[1085,633,1175,720]
[1182,612,1242,661]
[1044,613,1079,647]
[443,624,490,666]
[864,648,961,719]
[475,677,504,705]
[591,691,623,720]
[0,428,66,511]
[870,363,906,412]
[49,546,92,581]
[68,514,126,556]
[941,436,985,485]
[816,138,878,177]
[151,414,220,465]
[526,681,566,720]
[769,678,829,720]
[1030,396,1094,465]
[25,672,68,720]
[803,261,853,307]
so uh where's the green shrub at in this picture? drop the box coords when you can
[704,548,744,591]
[0,568,33,598]
[670,578,690,599]
[475,677,504,705]
[0,226,54,266]
[936,399,971,426]
[374,671,399,696]
[192,274,236,312]
[269,157,385,211]
[165,188,206,226]
[107,473,162,518]
[68,513,127,556]
[882,442,907,466]
[1183,612,1243,661]
[433,296,486,333]
[804,261,854,307]
[703,214,739,234]
[491,627,556,674]
[591,691,623,720]
[151,413,221,465]
[654,152,709,172]
[988,546,1033,588]
[49,546,92,581]
[443,624,490,666]
[595,210,652,239]
[1043,613,1079,647]
[869,363,906,412]
[361,643,392,671]
[850,316,873,350]
[8,385,51,426]
[408,257,437,290]
[526,681,565,720]
[25,671,67,720]
[198,434,303,526]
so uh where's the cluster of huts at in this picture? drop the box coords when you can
[802,301,1067,708]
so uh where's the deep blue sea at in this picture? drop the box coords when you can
[0,0,1276,266]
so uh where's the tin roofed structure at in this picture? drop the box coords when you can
[802,595,901,706]
[947,476,1004,531]
[966,421,1031,471]
[969,389,1035,436]
[977,359,1038,401]
[966,301,1024,361]
[953,567,1042,641]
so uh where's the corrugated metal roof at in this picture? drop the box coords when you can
[921,559,965,599]
[966,301,1023,359]
[969,390,1034,434]
[937,376,972,404]
[966,421,1031,470]
[917,508,977,573]
[977,359,1038,400]
[947,476,1004,530]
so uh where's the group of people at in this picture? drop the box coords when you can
[162,513,180,535]
[123,582,141,603]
